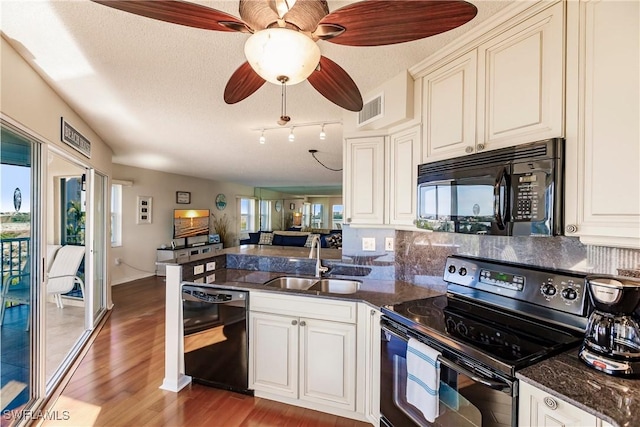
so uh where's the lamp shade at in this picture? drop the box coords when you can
[244,28,320,85]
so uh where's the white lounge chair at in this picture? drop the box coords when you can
[0,244,63,328]
[46,245,85,309]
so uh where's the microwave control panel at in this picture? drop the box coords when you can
[512,171,546,222]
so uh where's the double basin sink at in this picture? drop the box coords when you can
[264,276,361,294]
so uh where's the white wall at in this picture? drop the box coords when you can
[111,163,254,285]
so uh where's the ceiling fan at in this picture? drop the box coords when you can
[91,0,477,114]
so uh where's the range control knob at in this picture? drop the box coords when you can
[459,267,468,276]
[448,264,456,274]
[541,283,557,297]
[562,288,578,301]
[456,322,468,336]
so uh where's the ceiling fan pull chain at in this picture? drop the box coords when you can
[277,76,290,125]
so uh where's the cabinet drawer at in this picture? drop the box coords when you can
[251,292,357,324]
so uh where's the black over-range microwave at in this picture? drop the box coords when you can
[416,138,564,236]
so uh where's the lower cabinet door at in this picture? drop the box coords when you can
[249,311,298,398]
[519,381,597,427]
[299,318,357,410]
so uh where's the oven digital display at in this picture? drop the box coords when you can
[479,269,525,291]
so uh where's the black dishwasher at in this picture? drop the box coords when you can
[182,285,252,395]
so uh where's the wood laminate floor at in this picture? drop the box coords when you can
[39,276,371,427]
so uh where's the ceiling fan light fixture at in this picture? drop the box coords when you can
[244,28,320,85]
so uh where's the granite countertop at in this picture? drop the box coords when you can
[197,268,442,308]
[517,348,640,427]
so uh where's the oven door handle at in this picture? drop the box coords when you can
[382,325,512,394]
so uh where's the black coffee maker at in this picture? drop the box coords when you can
[579,276,640,377]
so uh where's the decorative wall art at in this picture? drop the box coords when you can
[215,193,227,210]
[176,191,191,204]
[137,196,153,224]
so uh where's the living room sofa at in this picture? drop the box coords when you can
[240,229,342,248]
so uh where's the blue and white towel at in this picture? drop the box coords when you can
[406,338,441,423]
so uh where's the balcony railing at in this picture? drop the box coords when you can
[2,237,30,279]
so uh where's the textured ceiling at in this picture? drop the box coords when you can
[1,0,512,190]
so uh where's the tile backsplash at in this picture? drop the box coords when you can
[341,226,640,290]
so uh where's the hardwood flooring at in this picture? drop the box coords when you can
[40,276,371,427]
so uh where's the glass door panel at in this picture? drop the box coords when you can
[89,171,107,322]
[1,126,36,412]
[45,152,88,385]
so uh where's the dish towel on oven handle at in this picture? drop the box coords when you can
[406,337,441,423]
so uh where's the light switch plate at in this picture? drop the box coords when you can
[206,262,216,271]
[385,237,395,251]
[362,237,376,251]
[194,264,204,275]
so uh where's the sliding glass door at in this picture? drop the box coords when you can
[1,125,41,414]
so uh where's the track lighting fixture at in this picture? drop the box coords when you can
[251,121,341,144]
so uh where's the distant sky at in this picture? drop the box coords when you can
[1,164,30,213]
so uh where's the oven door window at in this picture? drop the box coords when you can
[381,329,514,427]
[417,166,507,235]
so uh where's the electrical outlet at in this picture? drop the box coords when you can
[206,274,216,283]
[362,237,376,251]
[194,264,204,275]
[115,258,122,266]
[385,237,395,251]
[206,261,216,271]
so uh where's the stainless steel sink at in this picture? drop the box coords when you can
[263,276,318,290]
[309,279,361,294]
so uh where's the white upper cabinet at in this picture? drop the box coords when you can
[343,136,386,225]
[388,126,421,226]
[420,1,564,162]
[422,50,477,161]
[564,0,640,249]
[477,1,564,149]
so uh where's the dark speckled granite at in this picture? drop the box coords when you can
[517,348,640,427]
[199,268,442,308]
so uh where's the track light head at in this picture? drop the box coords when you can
[319,124,326,140]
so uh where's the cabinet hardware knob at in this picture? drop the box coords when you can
[299,320,306,327]
[543,396,558,410]
[566,224,578,233]
[346,218,351,223]
[370,309,375,316]
[476,143,485,151]
[465,146,474,153]
[291,320,297,326]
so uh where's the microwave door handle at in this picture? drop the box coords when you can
[494,168,507,230]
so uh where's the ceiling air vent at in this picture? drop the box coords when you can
[357,94,384,127]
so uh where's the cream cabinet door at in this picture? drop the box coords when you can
[422,50,477,161]
[249,311,298,398]
[344,136,386,225]
[564,0,640,249]
[388,126,421,226]
[299,318,357,411]
[519,381,598,427]
[477,1,564,149]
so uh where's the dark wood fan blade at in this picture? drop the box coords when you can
[91,0,248,32]
[307,56,363,112]
[318,0,477,46]
[224,62,266,104]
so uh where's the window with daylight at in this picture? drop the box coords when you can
[259,199,271,231]
[111,184,122,247]
[240,198,257,233]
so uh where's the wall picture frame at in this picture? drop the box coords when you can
[176,191,191,204]
[289,203,295,210]
[136,196,153,224]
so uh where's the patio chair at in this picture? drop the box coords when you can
[46,245,85,309]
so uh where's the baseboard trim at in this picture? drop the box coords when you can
[110,272,155,286]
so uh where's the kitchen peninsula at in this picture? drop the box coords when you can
[160,248,639,427]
